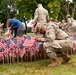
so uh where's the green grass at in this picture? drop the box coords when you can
[0,55,76,75]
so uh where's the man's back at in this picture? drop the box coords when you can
[46,23,69,40]
[36,7,49,23]
[10,18,23,28]
[33,4,49,24]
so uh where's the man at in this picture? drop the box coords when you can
[31,4,50,33]
[6,18,25,38]
[61,20,67,31]
[0,22,4,36]
[66,14,76,32]
[36,21,73,67]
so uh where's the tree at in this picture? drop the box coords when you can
[72,0,76,19]
[48,0,60,19]
[15,0,37,21]
[0,0,16,21]
[15,0,61,21]
[0,0,75,26]
[58,0,76,21]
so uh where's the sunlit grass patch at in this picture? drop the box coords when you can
[0,55,76,75]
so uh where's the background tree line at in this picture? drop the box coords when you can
[0,0,76,29]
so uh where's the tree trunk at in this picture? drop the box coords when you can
[72,4,76,18]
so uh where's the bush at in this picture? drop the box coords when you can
[26,27,32,33]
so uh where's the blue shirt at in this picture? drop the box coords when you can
[10,18,23,38]
[10,18,23,28]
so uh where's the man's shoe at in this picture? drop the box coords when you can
[48,61,61,67]
[62,56,70,64]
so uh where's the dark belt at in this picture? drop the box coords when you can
[56,37,69,40]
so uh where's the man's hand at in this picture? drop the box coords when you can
[36,38,41,42]
[30,20,35,27]
[31,20,35,24]
[7,27,12,30]
[2,23,4,26]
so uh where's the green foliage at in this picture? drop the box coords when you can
[0,55,76,75]
[27,27,31,33]
[74,14,76,19]
[1,0,16,18]
[0,0,16,23]
[15,0,37,20]
[48,0,60,19]
[15,0,61,20]
[0,0,76,26]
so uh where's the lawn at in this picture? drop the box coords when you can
[0,55,76,75]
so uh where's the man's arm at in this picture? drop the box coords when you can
[11,22,17,29]
[36,37,49,42]
[45,25,56,42]
[6,19,11,28]
[46,11,50,22]
[32,9,39,24]
[36,29,56,42]
[0,23,4,27]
